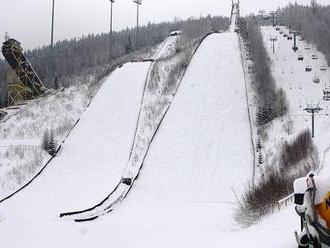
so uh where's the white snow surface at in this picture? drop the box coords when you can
[0,85,92,198]
[0,32,258,247]
[0,61,150,225]
[2,24,325,248]
[62,35,184,220]
[124,33,253,209]
[259,26,330,178]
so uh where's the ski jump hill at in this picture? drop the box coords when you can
[0,13,254,248]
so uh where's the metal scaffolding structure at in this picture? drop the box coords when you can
[2,38,47,105]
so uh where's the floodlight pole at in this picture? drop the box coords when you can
[109,0,115,61]
[133,0,142,50]
[51,0,55,81]
[304,106,323,138]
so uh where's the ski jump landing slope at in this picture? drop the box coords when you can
[103,32,254,247]
[124,32,253,209]
[0,61,151,221]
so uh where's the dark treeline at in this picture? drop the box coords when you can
[238,17,287,126]
[0,15,228,107]
[278,3,330,65]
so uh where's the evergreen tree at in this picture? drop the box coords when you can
[54,76,59,89]
[42,130,50,152]
[124,35,133,54]
[256,138,262,152]
[41,129,57,156]
[258,151,263,166]
[47,130,57,156]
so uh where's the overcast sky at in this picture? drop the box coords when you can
[0,0,329,51]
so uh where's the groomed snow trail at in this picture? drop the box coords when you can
[0,62,150,221]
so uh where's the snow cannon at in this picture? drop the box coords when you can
[294,172,330,247]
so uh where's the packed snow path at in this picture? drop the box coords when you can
[0,61,150,221]
[0,33,254,247]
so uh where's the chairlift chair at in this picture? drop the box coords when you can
[312,54,318,60]
[305,65,312,72]
[298,54,304,61]
[313,73,320,84]
[305,46,311,50]
[320,65,327,71]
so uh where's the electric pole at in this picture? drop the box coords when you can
[270,36,277,54]
[133,0,142,50]
[304,105,323,138]
[109,0,115,61]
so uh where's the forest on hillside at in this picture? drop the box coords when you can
[0,15,228,107]
[278,2,330,65]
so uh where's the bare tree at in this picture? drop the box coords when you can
[311,0,317,14]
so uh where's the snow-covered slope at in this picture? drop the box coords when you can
[0,32,255,247]
[233,25,330,248]
[0,61,150,221]
[106,32,253,246]
[250,26,330,185]
[124,32,253,209]
[0,86,90,198]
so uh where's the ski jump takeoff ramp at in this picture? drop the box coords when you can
[0,33,253,248]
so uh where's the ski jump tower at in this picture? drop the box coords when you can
[2,37,47,106]
[230,0,240,31]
